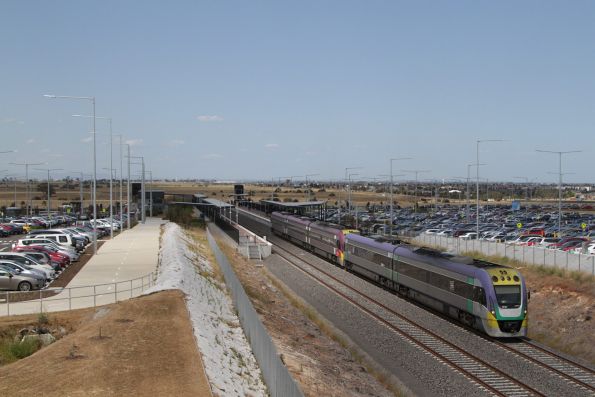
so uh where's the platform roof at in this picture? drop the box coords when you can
[202,198,233,208]
[260,200,326,208]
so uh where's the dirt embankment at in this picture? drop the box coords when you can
[0,290,211,397]
[212,235,401,397]
[523,269,595,364]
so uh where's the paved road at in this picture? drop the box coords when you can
[0,218,165,316]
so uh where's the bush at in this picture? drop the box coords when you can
[0,335,41,364]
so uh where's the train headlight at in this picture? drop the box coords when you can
[524,310,527,314]
[491,310,495,315]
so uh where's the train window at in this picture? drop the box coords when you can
[473,287,486,305]
[494,285,521,308]
[454,281,474,300]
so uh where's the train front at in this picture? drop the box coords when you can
[481,268,528,338]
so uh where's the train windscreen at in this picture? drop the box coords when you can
[494,285,521,309]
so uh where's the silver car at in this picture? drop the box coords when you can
[0,265,45,291]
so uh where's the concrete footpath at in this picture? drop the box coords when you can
[0,217,165,316]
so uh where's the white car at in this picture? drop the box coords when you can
[460,232,477,240]
[0,253,55,280]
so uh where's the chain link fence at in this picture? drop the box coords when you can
[414,234,595,276]
[206,226,304,397]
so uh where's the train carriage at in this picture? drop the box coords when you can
[270,211,526,337]
[345,234,528,338]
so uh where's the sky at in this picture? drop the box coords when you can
[1,1,594,183]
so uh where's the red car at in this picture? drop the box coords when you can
[12,245,70,268]
[550,237,589,250]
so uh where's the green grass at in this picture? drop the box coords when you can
[0,334,41,365]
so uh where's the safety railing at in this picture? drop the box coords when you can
[0,272,155,317]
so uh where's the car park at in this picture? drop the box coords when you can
[0,253,55,280]
[0,260,48,283]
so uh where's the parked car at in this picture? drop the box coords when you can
[0,265,45,291]
[0,253,55,280]
[12,245,70,269]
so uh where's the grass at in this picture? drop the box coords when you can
[0,333,41,365]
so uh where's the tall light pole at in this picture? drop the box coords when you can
[467,163,485,222]
[129,155,145,223]
[72,114,114,237]
[342,167,362,224]
[401,169,430,213]
[145,170,153,218]
[9,162,46,217]
[71,171,92,218]
[125,144,131,229]
[34,168,63,225]
[348,172,360,228]
[390,157,412,238]
[476,139,504,238]
[537,149,581,235]
[45,94,98,254]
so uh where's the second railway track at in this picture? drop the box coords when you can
[270,238,595,397]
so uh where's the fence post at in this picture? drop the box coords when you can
[115,282,118,302]
[130,280,133,298]
[69,288,71,310]
[578,254,581,273]
[566,251,569,270]
[93,285,96,307]
[6,292,9,316]
[39,289,42,313]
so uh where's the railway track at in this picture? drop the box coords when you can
[272,242,544,397]
[234,210,595,396]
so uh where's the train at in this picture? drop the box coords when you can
[271,211,528,338]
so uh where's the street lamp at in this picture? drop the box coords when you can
[342,167,362,224]
[129,155,145,223]
[476,139,505,238]
[34,168,63,226]
[348,172,359,228]
[536,149,581,236]
[390,157,412,238]
[467,163,486,222]
[401,169,430,213]
[9,162,46,217]
[45,94,98,254]
[73,114,115,238]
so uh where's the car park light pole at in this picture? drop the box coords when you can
[72,115,115,238]
[125,144,131,230]
[9,162,46,218]
[71,171,93,219]
[390,157,411,238]
[401,169,430,214]
[348,173,360,228]
[476,139,504,239]
[466,163,485,222]
[34,167,63,227]
[129,156,145,223]
[44,94,98,254]
[342,167,362,225]
[536,149,581,237]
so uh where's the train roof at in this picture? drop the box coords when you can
[347,233,504,277]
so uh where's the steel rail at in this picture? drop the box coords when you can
[272,242,544,397]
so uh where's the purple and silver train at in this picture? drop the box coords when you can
[271,212,528,338]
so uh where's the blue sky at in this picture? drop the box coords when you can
[1,1,593,183]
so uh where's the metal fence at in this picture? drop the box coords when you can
[414,234,595,276]
[206,226,304,397]
[0,272,155,316]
